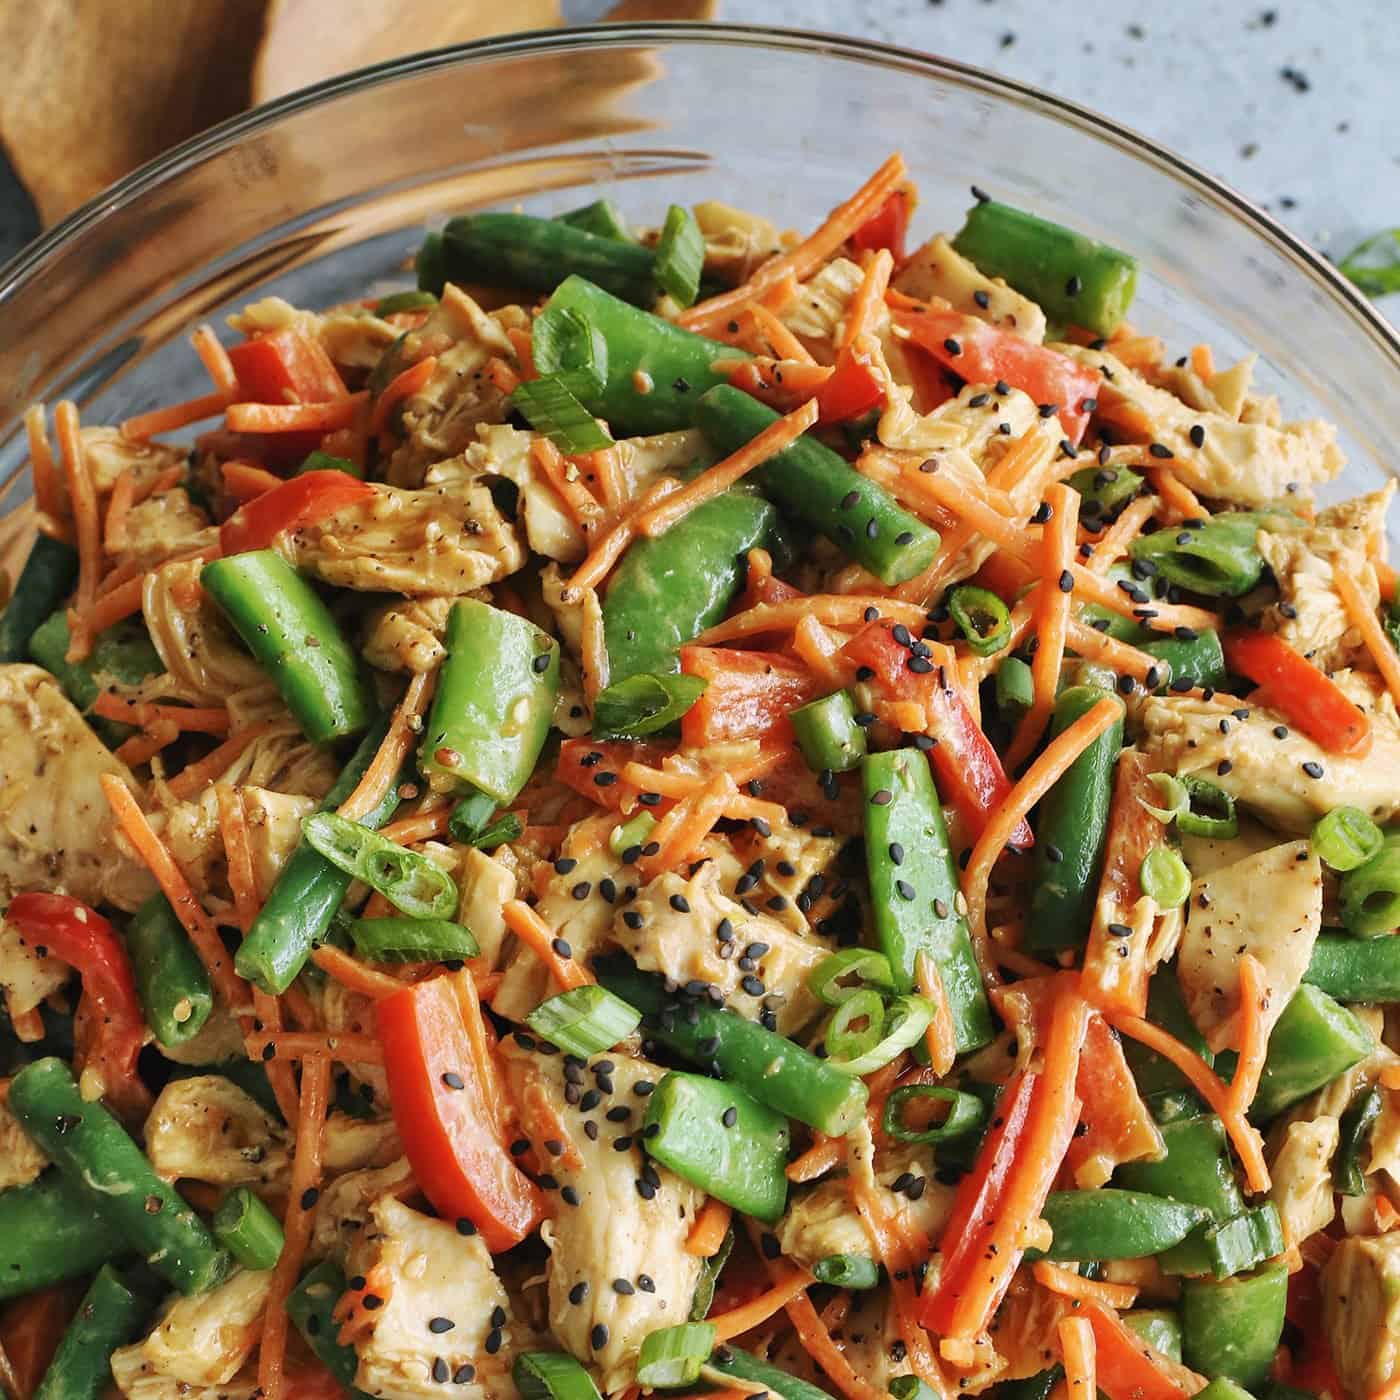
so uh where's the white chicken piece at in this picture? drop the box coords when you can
[139,1269,273,1385]
[289,479,523,597]
[309,1157,414,1266]
[728,816,847,937]
[1154,353,1258,421]
[113,492,213,572]
[455,423,583,563]
[1178,816,1282,880]
[0,919,70,1022]
[1256,484,1393,671]
[878,380,1042,460]
[1178,840,1322,1051]
[0,664,154,911]
[1138,674,1400,835]
[1061,346,1344,507]
[80,428,187,495]
[110,1347,257,1400]
[693,200,783,283]
[1268,1117,1339,1249]
[457,845,516,968]
[238,786,316,900]
[346,1195,515,1400]
[0,1095,46,1189]
[500,1042,703,1393]
[361,595,457,674]
[226,295,402,375]
[322,1111,402,1176]
[152,1008,248,1067]
[782,257,872,361]
[613,863,832,1035]
[144,1077,289,1187]
[1323,1233,1400,1400]
[894,235,1048,343]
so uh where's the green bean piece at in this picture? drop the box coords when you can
[1032,1189,1208,1262]
[0,534,78,662]
[123,894,213,1047]
[1335,1084,1384,1196]
[1068,463,1144,520]
[212,1187,285,1271]
[790,691,867,774]
[201,551,374,745]
[348,917,478,963]
[419,598,559,803]
[948,585,1012,656]
[1138,628,1226,692]
[1312,805,1384,872]
[555,199,635,243]
[1251,985,1373,1122]
[709,1347,838,1400]
[0,1171,123,1301]
[8,1059,231,1294]
[811,1255,879,1289]
[1307,932,1400,1001]
[592,673,708,739]
[287,1261,375,1400]
[1182,1264,1287,1387]
[1123,1310,1183,1362]
[1339,830,1400,935]
[1128,514,1276,598]
[1195,1383,1260,1400]
[695,386,941,586]
[1025,685,1125,953]
[995,656,1035,716]
[303,812,459,919]
[414,233,447,295]
[33,1264,158,1400]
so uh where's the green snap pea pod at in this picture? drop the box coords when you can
[0,1171,123,1301]
[302,812,458,919]
[601,489,777,683]
[429,214,658,304]
[1123,1310,1183,1362]
[28,610,163,742]
[996,655,1034,717]
[8,1058,231,1294]
[0,534,78,662]
[349,917,478,964]
[1193,1202,1285,1279]
[1033,1189,1209,1261]
[1198,1384,1260,1400]
[1181,1263,1287,1387]
[1306,931,1400,1001]
[695,386,941,586]
[1129,514,1273,598]
[1338,830,1400,936]
[33,1264,159,1400]
[287,1261,376,1400]
[1147,1090,1208,1125]
[710,1347,837,1400]
[201,550,375,746]
[1024,685,1125,953]
[1251,984,1374,1122]
[596,960,867,1137]
[861,749,994,1053]
[124,894,213,1047]
[790,691,867,773]
[515,1353,603,1400]
[811,1254,879,1289]
[542,274,747,435]
[951,200,1138,335]
[418,598,559,802]
[1335,1084,1384,1195]
[642,1071,788,1222]
[1138,628,1226,692]
[556,199,635,242]
[238,713,403,994]
[1068,464,1145,520]
[212,1187,285,1270]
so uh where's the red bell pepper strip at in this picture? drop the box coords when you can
[226,330,348,407]
[679,646,823,747]
[219,470,375,556]
[377,976,544,1252]
[841,620,1032,848]
[851,190,910,264]
[556,738,669,811]
[815,338,886,424]
[890,297,1100,443]
[6,894,148,1116]
[1083,1300,1193,1400]
[0,1284,84,1400]
[1223,629,1371,757]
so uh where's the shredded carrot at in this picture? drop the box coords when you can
[1374,558,1398,603]
[370,356,438,436]
[215,784,260,935]
[578,585,609,706]
[502,900,593,992]
[638,772,737,879]
[246,1031,386,1065]
[791,614,848,689]
[698,593,928,644]
[250,989,301,1126]
[100,774,248,1013]
[1146,466,1207,525]
[259,1053,330,1400]
[378,803,454,846]
[1034,1260,1139,1310]
[1335,569,1400,713]
[786,1136,843,1183]
[533,437,607,536]
[1189,344,1216,380]
[963,697,1122,977]
[91,693,230,734]
[164,722,276,802]
[1067,563,1218,635]
[1059,1314,1098,1400]
[638,398,818,538]
[25,404,64,526]
[878,452,1033,562]
[337,672,433,823]
[842,248,895,350]
[1089,494,1156,568]
[1377,1196,1400,1232]
[678,154,907,336]
[506,327,537,381]
[579,445,627,518]
[226,394,366,435]
[709,1267,815,1343]
[102,471,136,556]
[685,1198,733,1257]
[121,390,232,441]
[310,945,412,1000]
[1380,1064,1400,1092]
[1109,1011,1270,1193]
[485,357,521,396]
[740,302,817,363]
[566,475,681,592]
[915,952,957,1078]
[54,402,100,663]
[222,461,285,502]
[1063,617,1167,684]
[113,719,180,767]
[1229,952,1269,1117]
[782,1290,886,1400]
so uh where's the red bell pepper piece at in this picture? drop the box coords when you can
[6,894,148,1117]
[219,470,375,556]
[1083,1300,1193,1400]
[227,330,348,407]
[814,339,886,424]
[556,738,670,811]
[851,190,910,264]
[890,299,1100,443]
[377,976,544,1252]
[679,646,823,748]
[0,1285,84,1400]
[841,620,1032,848]
[1223,629,1371,757]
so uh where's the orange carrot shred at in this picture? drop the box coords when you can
[192,325,240,396]
[121,390,233,441]
[1035,1260,1139,1310]
[310,945,413,1000]
[113,719,180,767]
[1229,953,1269,1116]
[54,402,100,663]
[533,437,607,536]
[685,1198,733,1257]
[567,476,682,593]
[102,471,136,556]
[1059,1314,1098,1400]
[842,248,895,351]
[222,461,285,503]
[226,394,366,435]
[91,694,230,734]
[370,356,438,436]
[337,672,433,824]
[25,404,64,527]
[916,952,958,1078]
[215,783,260,935]
[740,302,816,364]
[164,722,277,802]
[502,900,593,992]
[245,1031,386,1065]
[638,773,736,879]
[378,803,454,846]
[708,1267,814,1343]
[1336,569,1400,713]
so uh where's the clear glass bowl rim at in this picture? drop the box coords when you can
[1,20,1395,375]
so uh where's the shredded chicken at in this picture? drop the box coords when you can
[895,235,1047,342]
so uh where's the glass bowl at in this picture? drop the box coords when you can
[0,22,1396,529]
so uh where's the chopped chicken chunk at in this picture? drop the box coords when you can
[1323,1232,1400,1400]
[457,846,517,968]
[361,595,458,674]
[144,1077,289,1187]
[140,1269,272,1385]
[0,1095,46,1189]
[1268,1117,1338,1248]
[894,235,1047,342]
[309,1158,414,1267]
[693,200,783,283]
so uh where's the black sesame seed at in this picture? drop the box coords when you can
[569,1282,589,1304]
[1189,424,1206,448]
[453,1365,476,1385]
[432,1359,450,1383]
[455,1217,477,1236]
[669,893,691,914]
[1148,442,1173,459]
[613,1278,635,1295]
[1302,760,1325,779]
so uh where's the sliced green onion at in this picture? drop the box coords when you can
[824,988,886,1062]
[1139,847,1191,908]
[812,1254,879,1289]
[1142,772,1189,824]
[295,449,365,479]
[446,788,523,851]
[654,204,705,308]
[211,1186,284,1270]
[556,199,635,243]
[375,289,439,315]
[891,1379,942,1400]
[514,1352,603,1400]
[610,810,657,860]
[996,656,1034,715]
[882,1084,987,1144]
[1312,806,1384,872]
[509,377,613,454]
[1335,1084,1383,1195]
[948,585,1012,657]
[808,948,896,1007]
[527,985,641,1057]
[349,917,479,963]
[531,306,609,399]
[592,673,707,739]
[302,812,459,919]
[636,1323,716,1388]
[1339,833,1400,937]
[1339,228,1400,298]
[472,813,523,850]
[1177,776,1238,839]
[826,994,934,1076]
